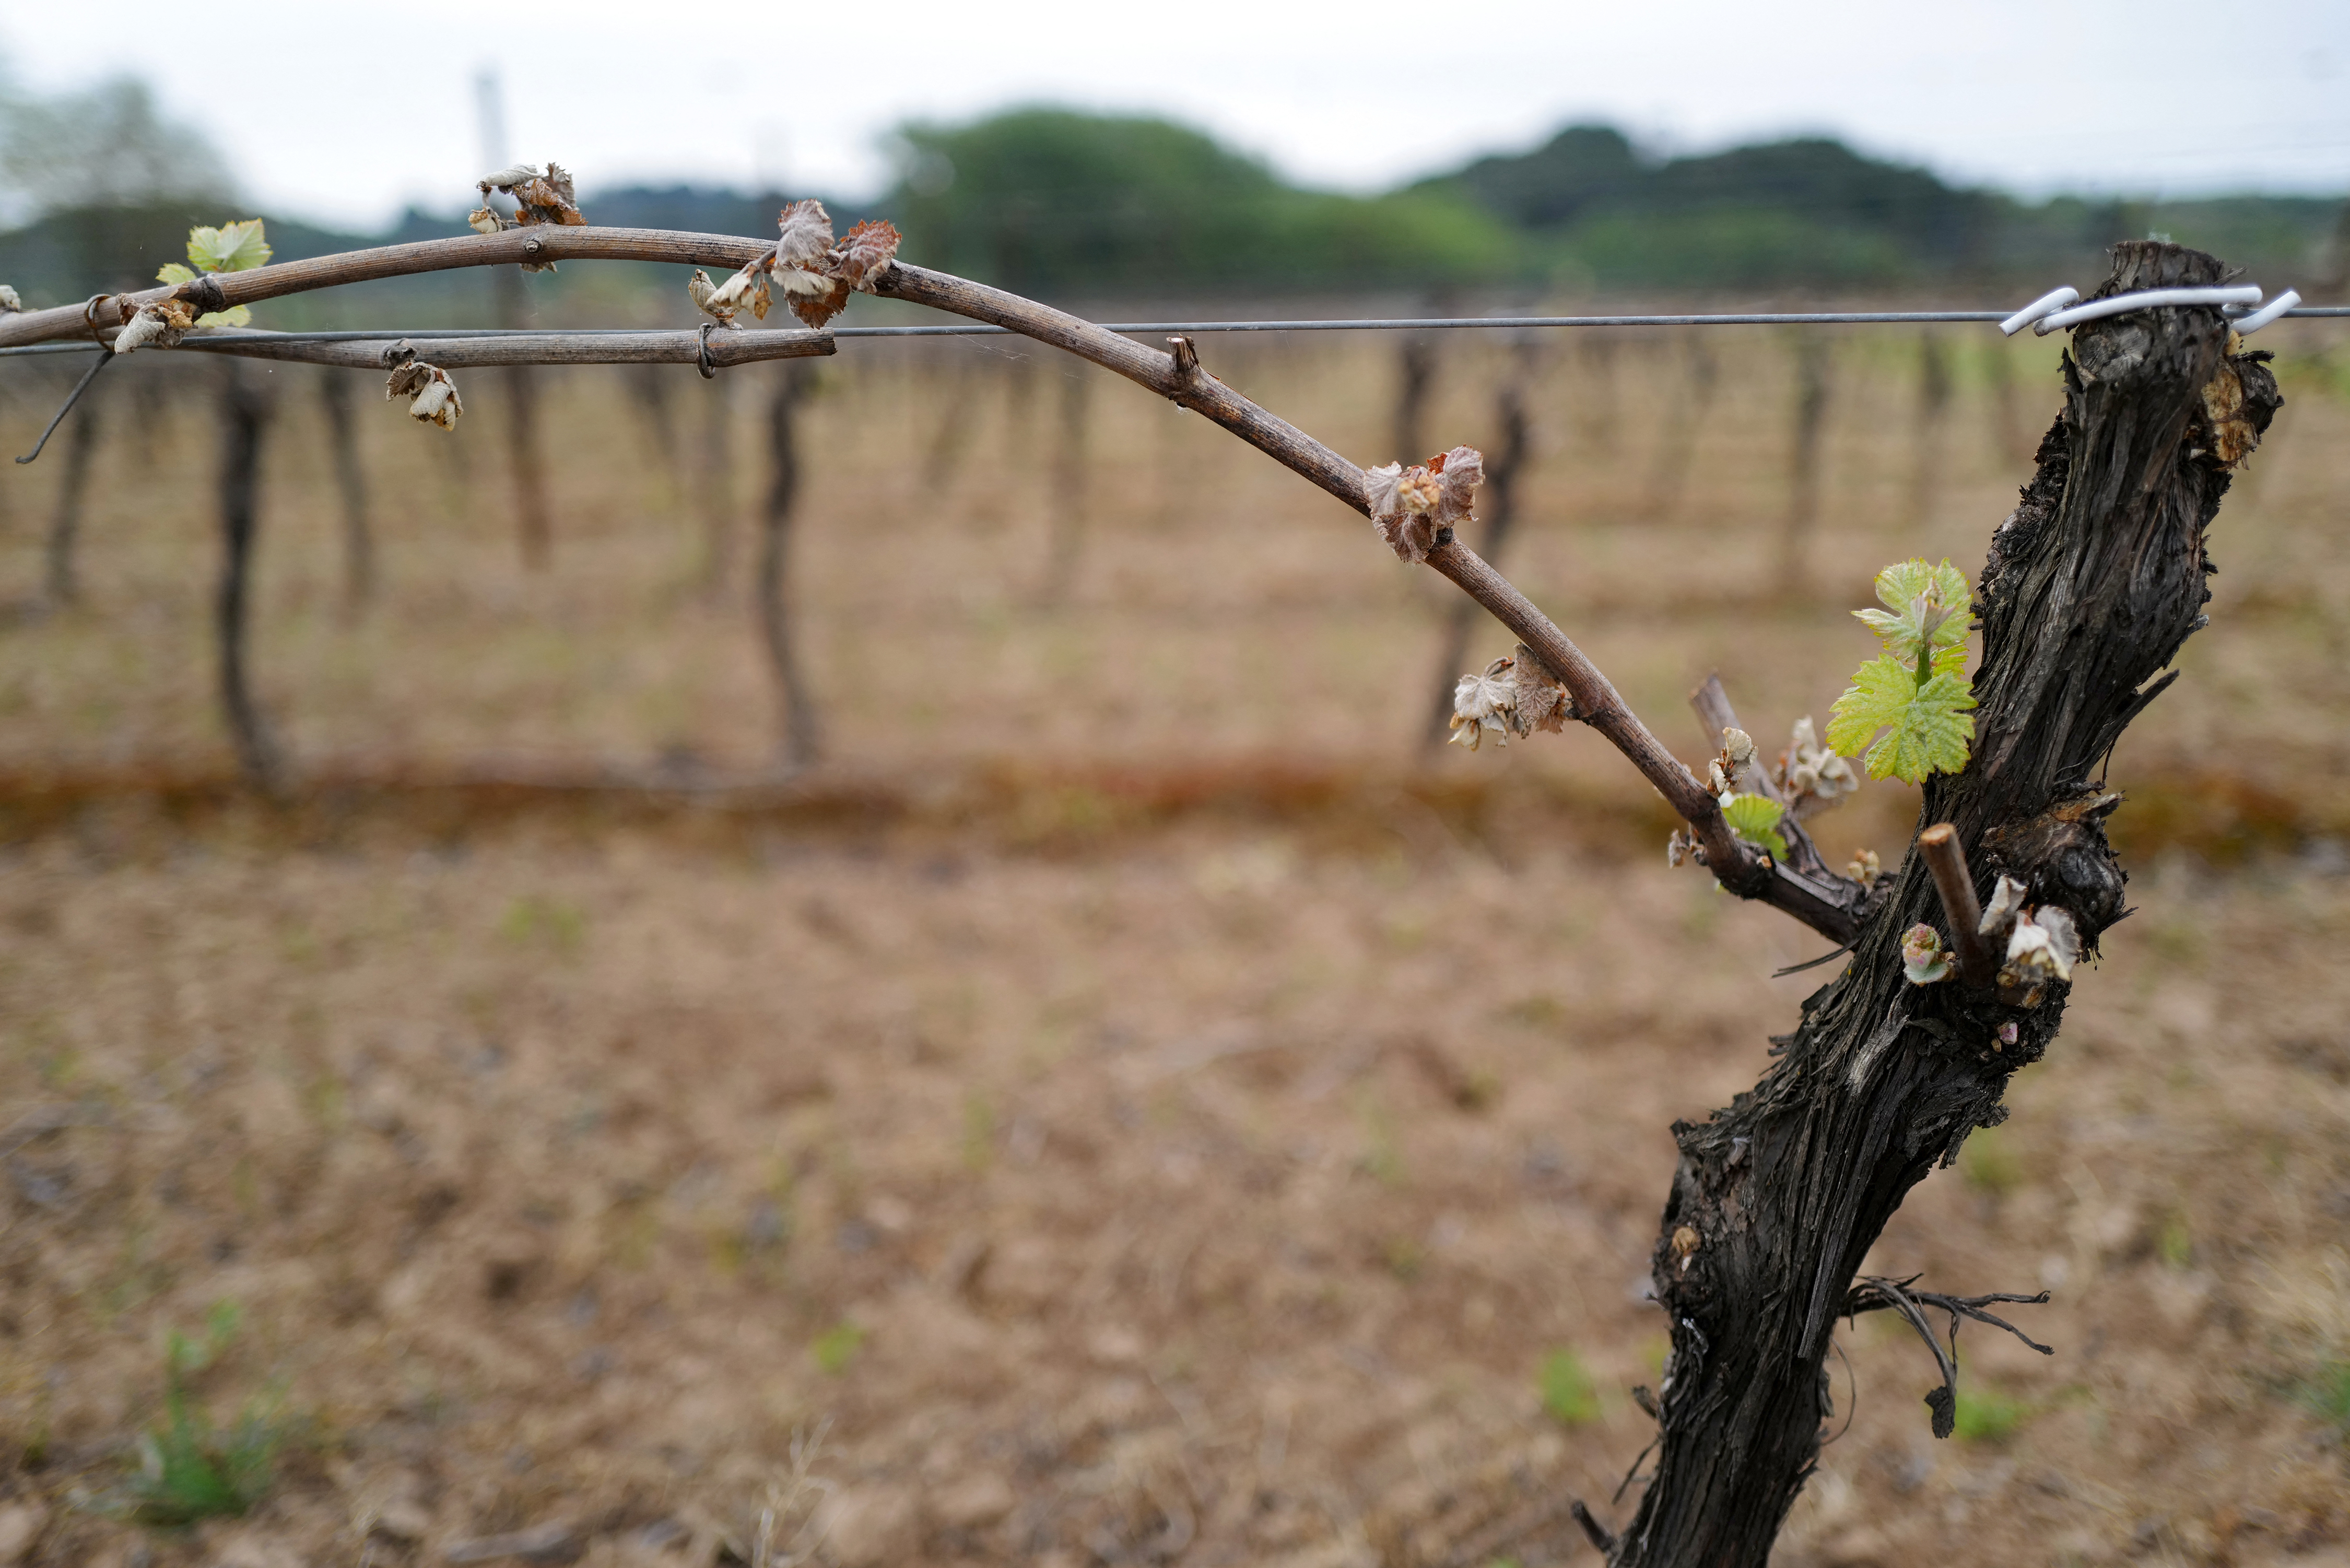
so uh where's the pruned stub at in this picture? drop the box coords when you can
[1983,786,2128,948]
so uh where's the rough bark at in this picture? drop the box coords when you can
[215,362,284,794]
[1605,242,2281,1566]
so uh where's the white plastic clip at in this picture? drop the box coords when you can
[2023,285,2266,336]
[2000,287,2078,337]
[2228,288,2300,336]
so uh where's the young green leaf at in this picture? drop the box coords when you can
[1830,658,1975,783]
[186,220,271,275]
[1719,793,1789,863]
[1854,558,1972,664]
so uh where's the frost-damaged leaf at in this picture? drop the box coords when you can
[1366,445,1485,563]
[1977,875,2028,942]
[829,218,902,293]
[480,162,584,226]
[386,361,462,430]
[1720,794,1789,863]
[787,275,854,329]
[777,199,835,265]
[1901,924,1952,986]
[185,219,271,274]
[467,207,511,235]
[1449,648,1573,751]
[1854,558,1972,664]
[1780,715,1858,817]
[1448,658,1518,751]
[2000,905,2078,999]
[112,299,195,355]
[1512,644,1573,733]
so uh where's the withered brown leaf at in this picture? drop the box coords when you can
[828,219,901,291]
[777,199,835,266]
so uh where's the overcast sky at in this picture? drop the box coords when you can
[6,0,2345,229]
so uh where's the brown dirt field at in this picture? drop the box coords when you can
[2,321,2348,1567]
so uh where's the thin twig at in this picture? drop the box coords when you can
[1842,1274,2052,1439]
[1915,824,1998,986]
[1,226,1862,942]
[1688,671,1848,888]
[1571,1499,1617,1555]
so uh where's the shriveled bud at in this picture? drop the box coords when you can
[387,361,462,429]
[777,198,835,265]
[466,207,507,235]
[1902,924,1952,985]
[1666,828,1696,869]
[0,284,20,313]
[829,218,901,292]
[1783,715,1858,815]
[1512,645,1573,733]
[1449,657,1519,752]
[112,300,194,355]
[1978,875,2028,941]
[686,268,732,324]
[2001,905,2078,996]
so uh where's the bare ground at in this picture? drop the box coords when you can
[2,323,2348,1567]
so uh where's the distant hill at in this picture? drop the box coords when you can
[1418,123,2345,290]
[2,115,2341,309]
[884,108,1513,296]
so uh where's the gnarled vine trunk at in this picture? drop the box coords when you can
[1609,243,2281,1565]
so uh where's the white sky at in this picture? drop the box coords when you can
[6,0,2346,230]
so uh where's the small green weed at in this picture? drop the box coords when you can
[126,1303,281,1525]
[1959,1127,2022,1197]
[1537,1348,1600,1426]
[2157,1213,2194,1270]
[498,895,586,953]
[2293,1360,2350,1436]
[1952,1385,2027,1443]
[812,1321,865,1375]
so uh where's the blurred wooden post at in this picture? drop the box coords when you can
[1980,336,2027,465]
[694,374,737,598]
[215,361,284,793]
[1391,333,1437,461]
[1642,337,1717,520]
[1039,366,1090,602]
[1423,343,1537,751]
[1906,331,1952,527]
[1778,334,1832,593]
[477,68,553,571]
[922,356,977,494]
[318,369,375,611]
[624,363,684,504]
[759,366,821,770]
[499,274,555,571]
[42,387,100,607]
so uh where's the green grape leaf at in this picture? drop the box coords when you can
[1857,669,1976,783]
[198,305,252,327]
[1853,558,1972,663]
[1827,654,1918,758]
[156,262,198,286]
[185,219,271,274]
[1719,793,1789,863]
